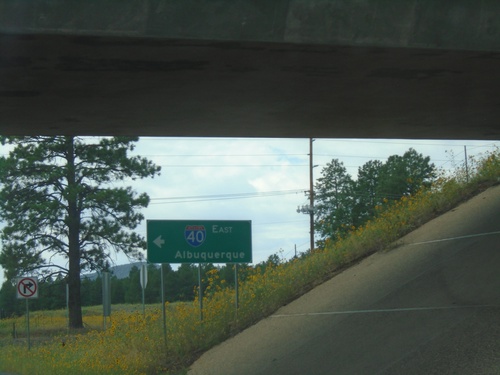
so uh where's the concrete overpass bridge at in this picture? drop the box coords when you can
[1,0,499,139]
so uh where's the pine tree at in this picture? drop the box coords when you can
[353,159,383,225]
[0,136,160,328]
[314,159,355,244]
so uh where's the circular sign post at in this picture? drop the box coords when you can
[16,277,38,350]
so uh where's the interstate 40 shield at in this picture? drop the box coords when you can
[147,220,252,264]
[184,225,206,247]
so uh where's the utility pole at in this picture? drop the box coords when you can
[297,138,316,252]
[309,138,315,252]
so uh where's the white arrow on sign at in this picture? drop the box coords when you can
[153,235,165,248]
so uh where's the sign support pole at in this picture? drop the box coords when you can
[234,264,239,321]
[25,298,31,350]
[140,264,148,318]
[160,264,167,348]
[198,264,203,321]
[141,287,145,317]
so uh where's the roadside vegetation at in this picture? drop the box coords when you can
[0,147,498,374]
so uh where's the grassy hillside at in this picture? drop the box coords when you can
[0,147,498,375]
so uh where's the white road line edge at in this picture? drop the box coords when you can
[408,230,500,246]
[271,305,497,318]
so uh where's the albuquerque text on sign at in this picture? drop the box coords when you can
[147,220,252,264]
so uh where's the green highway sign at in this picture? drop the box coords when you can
[147,220,252,264]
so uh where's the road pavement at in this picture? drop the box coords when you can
[189,185,500,375]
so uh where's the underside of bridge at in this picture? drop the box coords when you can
[1,0,499,139]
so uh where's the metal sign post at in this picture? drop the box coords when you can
[140,264,148,317]
[198,264,203,321]
[234,264,239,321]
[160,264,167,348]
[16,277,38,350]
[25,299,30,350]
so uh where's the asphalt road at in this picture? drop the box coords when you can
[189,185,500,375]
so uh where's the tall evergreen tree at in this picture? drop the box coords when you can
[353,159,383,225]
[314,159,355,244]
[0,136,160,328]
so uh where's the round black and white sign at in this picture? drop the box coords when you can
[17,277,39,299]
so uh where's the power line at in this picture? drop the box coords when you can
[317,139,500,147]
[138,153,307,158]
[134,143,499,170]
[157,164,308,168]
[149,188,307,204]
[254,219,308,226]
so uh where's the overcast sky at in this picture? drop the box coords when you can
[1,137,499,284]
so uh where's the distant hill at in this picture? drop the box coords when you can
[82,261,152,280]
